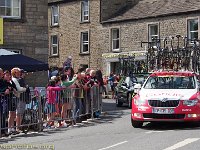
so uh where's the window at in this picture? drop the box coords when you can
[0,0,21,18]
[81,0,89,22]
[51,35,58,56]
[187,19,198,40]
[80,31,89,53]
[111,28,120,51]
[148,24,159,46]
[51,5,59,26]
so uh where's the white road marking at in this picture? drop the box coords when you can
[145,131,165,134]
[163,138,200,150]
[98,141,128,150]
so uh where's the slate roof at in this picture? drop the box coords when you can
[48,0,64,3]
[103,0,200,23]
[48,0,74,5]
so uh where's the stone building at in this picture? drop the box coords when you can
[0,0,48,86]
[48,0,103,71]
[48,0,200,75]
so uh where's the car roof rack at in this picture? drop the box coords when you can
[141,36,200,74]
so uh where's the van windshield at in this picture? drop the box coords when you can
[143,76,196,89]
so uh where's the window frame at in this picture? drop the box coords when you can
[111,28,120,52]
[0,0,21,19]
[80,31,89,54]
[50,35,59,56]
[187,18,199,41]
[80,0,89,22]
[148,24,159,46]
[51,5,59,26]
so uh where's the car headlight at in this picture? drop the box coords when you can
[134,98,146,106]
[183,99,198,106]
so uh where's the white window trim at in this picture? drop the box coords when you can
[80,31,89,54]
[0,0,21,19]
[51,5,59,26]
[187,18,199,41]
[80,0,89,22]
[148,24,159,42]
[51,35,59,56]
[111,28,120,52]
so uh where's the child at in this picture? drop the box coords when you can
[60,74,77,126]
[45,80,63,128]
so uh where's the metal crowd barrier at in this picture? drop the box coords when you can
[0,89,40,137]
[0,85,102,138]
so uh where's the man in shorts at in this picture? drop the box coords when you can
[12,68,27,133]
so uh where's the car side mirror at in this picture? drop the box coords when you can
[134,83,142,94]
[198,82,200,91]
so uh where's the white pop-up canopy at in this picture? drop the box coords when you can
[0,48,18,55]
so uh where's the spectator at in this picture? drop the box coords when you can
[96,70,104,87]
[73,69,85,123]
[108,72,115,99]
[85,68,91,76]
[17,69,30,133]
[0,70,15,135]
[60,74,77,126]
[86,70,98,87]
[103,76,108,98]
[11,68,27,134]
[45,80,63,128]
[0,68,4,92]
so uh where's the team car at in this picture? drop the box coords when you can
[131,71,200,128]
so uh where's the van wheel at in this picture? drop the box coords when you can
[128,93,132,109]
[131,118,143,128]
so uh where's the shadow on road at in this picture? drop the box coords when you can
[0,99,129,143]
[142,122,200,131]
[102,99,130,112]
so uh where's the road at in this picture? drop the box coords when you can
[1,99,200,150]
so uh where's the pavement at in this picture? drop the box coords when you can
[1,99,200,150]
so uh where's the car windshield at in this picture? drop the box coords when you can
[143,76,196,89]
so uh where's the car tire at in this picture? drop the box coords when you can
[128,93,132,109]
[131,118,143,128]
[116,98,123,107]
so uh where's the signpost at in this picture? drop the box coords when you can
[0,18,3,45]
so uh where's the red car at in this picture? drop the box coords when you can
[131,71,200,128]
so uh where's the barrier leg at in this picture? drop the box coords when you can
[38,95,43,132]
[0,110,2,138]
[91,92,94,120]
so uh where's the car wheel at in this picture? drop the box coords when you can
[116,98,123,107]
[128,93,132,109]
[131,118,143,128]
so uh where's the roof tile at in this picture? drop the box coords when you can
[104,0,200,23]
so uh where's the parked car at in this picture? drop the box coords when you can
[115,74,147,108]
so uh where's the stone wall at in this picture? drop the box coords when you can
[101,13,200,52]
[0,0,48,86]
[48,0,104,71]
